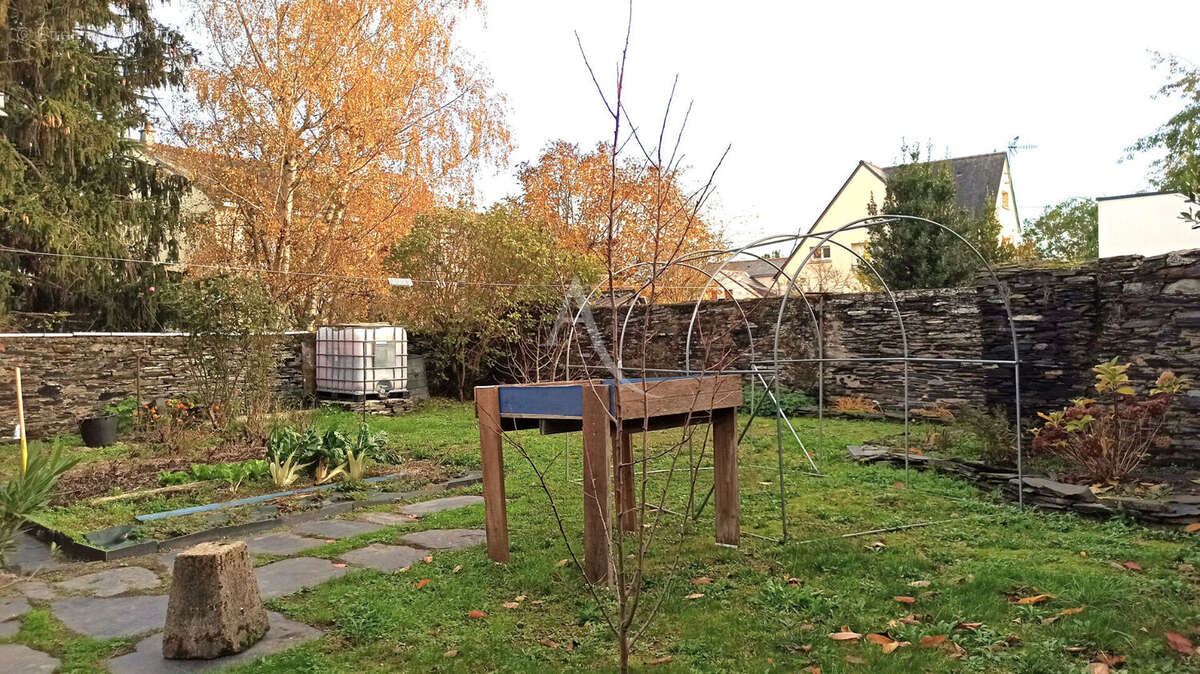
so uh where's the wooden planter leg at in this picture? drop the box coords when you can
[613,430,636,533]
[712,406,740,547]
[476,387,509,563]
[581,383,611,583]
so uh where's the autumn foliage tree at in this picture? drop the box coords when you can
[175,0,509,325]
[516,140,724,301]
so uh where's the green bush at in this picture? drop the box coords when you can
[0,449,80,562]
[956,405,1017,466]
[102,396,140,432]
[739,384,814,417]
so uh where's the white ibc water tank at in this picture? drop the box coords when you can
[316,324,408,397]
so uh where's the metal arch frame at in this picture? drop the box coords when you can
[556,214,1024,544]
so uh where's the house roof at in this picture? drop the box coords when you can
[709,257,789,278]
[880,151,1008,216]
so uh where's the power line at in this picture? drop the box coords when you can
[0,245,726,292]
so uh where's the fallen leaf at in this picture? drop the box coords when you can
[945,641,967,659]
[920,635,947,648]
[452,565,462,573]
[954,622,983,631]
[1064,646,1087,653]
[1042,605,1086,625]
[787,577,804,585]
[444,649,458,658]
[649,656,673,664]
[398,566,411,573]
[899,614,922,625]
[1088,664,1109,674]
[531,600,545,605]
[325,539,336,543]
[804,668,821,674]
[692,577,712,585]
[332,563,347,568]
[555,559,570,568]
[1185,522,1200,533]
[1121,561,1143,571]
[684,592,704,600]
[908,580,931,588]
[894,596,916,604]
[468,610,487,619]
[865,541,887,551]
[415,578,430,590]
[844,655,865,664]
[1166,631,1195,656]
[1014,593,1054,605]
[758,481,773,486]
[503,602,520,609]
[882,640,910,653]
[540,638,558,648]
[1093,653,1126,667]
[515,595,526,601]
[865,634,893,645]
[423,556,434,564]
[894,481,905,488]
[829,626,862,641]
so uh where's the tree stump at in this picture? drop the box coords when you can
[162,541,269,659]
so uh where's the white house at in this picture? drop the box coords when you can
[1097,190,1199,258]
[777,151,1021,292]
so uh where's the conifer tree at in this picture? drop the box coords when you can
[0,1,193,329]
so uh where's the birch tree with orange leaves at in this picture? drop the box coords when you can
[516,140,724,301]
[174,0,509,325]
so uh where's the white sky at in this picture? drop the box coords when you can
[156,1,1200,253]
[454,0,1200,252]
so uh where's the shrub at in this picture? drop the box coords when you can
[956,405,1017,466]
[1031,359,1186,483]
[739,385,814,417]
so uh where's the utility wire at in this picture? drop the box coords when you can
[0,244,728,291]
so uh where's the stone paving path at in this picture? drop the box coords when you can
[2,493,487,673]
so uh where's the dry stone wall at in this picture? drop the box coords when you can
[568,249,1200,464]
[0,333,313,437]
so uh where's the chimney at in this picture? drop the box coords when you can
[139,122,156,145]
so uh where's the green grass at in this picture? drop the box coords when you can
[230,402,1200,673]
[7,400,1198,671]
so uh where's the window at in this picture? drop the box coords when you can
[851,242,866,258]
[1001,190,1010,210]
[810,245,831,261]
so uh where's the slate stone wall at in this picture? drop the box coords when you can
[0,333,314,437]
[567,249,1200,464]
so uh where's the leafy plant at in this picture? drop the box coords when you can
[957,405,1017,465]
[185,460,270,492]
[346,448,370,482]
[157,470,192,487]
[268,451,309,488]
[1032,359,1187,482]
[0,448,80,562]
[102,396,140,432]
[739,385,814,417]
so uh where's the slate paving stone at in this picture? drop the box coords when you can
[4,533,71,574]
[356,511,417,527]
[0,597,31,622]
[243,532,325,556]
[107,611,320,674]
[254,557,348,599]
[339,544,426,572]
[51,595,169,639]
[397,495,484,517]
[400,529,486,550]
[0,619,19,638]
[0,643,59,673]
[56,566,161,597]
[291,519,384,540]
[15,580,57,601]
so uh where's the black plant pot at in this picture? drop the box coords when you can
[79,415,118,448]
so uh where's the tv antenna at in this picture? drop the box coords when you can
[1007,135,1038,154]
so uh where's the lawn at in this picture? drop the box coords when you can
[214,400,1200,673]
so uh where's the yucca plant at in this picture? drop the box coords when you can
[268,451,309,488]
[0,448,80,563]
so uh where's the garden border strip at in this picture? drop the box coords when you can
[23,471,482,562]
[847,445,1200,524]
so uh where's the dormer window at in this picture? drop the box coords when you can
[811,245,831,262]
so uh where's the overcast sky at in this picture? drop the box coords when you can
[453,1,1199,251]
[157,1,1200,252]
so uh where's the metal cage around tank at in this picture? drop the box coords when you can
[315,324,409,398]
